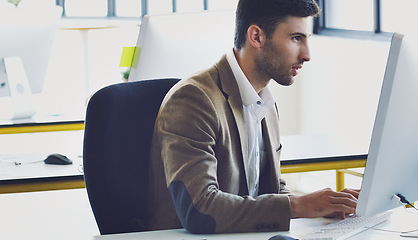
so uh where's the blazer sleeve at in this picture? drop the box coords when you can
[154,81,292,234]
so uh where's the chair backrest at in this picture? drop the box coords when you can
[83,78,180,235]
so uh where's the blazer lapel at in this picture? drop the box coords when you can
[228,92,249,180]
[261,105,282,193]
[215,56,251,194]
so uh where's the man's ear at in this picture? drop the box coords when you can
[247,25,266,49]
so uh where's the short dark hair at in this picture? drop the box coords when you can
[234,0,321,49]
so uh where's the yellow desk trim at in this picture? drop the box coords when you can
[0,179,85,194]
[281,159,366,173]
[0,122,85,134]
[281,159,366,191]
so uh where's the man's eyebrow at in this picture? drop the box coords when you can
[290,32,311,38]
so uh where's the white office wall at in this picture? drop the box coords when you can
[273,35,391,154]
[38,23,140,117]
[277,36,391,193]
[269,75,302,135]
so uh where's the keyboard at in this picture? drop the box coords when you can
[300,211,392,240]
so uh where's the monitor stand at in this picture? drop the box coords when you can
[0,56,36,120]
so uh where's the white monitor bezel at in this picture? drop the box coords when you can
[357,33,418,216]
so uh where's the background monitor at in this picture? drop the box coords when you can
[356,33,418,216]
[0,5,62,120]
[0,5,62,95]
[128,10,235,82]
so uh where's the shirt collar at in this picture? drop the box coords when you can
[226,49,275,108]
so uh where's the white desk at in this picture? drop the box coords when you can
[93,207,418,240]
[0,188,99,240]
[1,188,416,240]
[0,130,85,193]
[1,186,416,240]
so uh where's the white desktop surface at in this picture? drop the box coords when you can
[92,219,324,240]
[0,114,84,126]
[1,188,416,240]
[0,130,84,181]
[95,229,292,240]
[0,153,83,180]
[0,188,99,240]
[92,207,418,240]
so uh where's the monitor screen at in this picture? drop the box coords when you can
[128,10,235,81]
[0,6,62,95]
[356,33,418,216]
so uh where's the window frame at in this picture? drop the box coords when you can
[56,0,394,40]
[314,0,393,40]
[55,0,209,19]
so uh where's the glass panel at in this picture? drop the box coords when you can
[115,0,142,17]
[148,0,172,15]
[176,0,203,12]
[65,0,108,17]
[381,0,417,33]
[324,0,374,31]
[208,0,238,10]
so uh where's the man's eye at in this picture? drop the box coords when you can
[292,36,301,41]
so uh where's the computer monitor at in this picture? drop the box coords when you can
[128,10,235,81]
[0,6,62,119]
[356,33,418,216]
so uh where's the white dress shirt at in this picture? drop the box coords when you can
[226,49,275,198]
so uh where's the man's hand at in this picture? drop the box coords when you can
[289,188,360,219]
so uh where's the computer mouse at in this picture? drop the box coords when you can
[44,153,73,165]
[268,235,297,240]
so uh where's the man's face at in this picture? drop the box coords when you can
[255,16,312,86]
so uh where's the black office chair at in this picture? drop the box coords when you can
[83,78,180,235]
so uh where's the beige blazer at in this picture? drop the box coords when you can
[148,55,291,234]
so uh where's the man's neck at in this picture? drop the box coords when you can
[233,48,270,93]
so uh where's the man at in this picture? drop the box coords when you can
[148,0,359,234]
